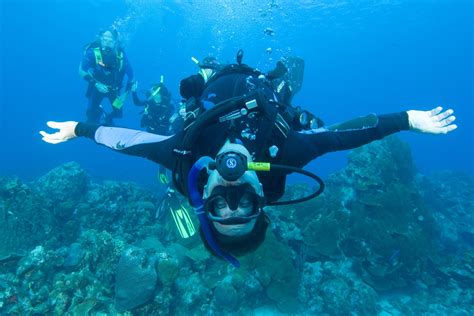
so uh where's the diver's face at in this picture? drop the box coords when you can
[211,193,257,236]
[100,31,116,50]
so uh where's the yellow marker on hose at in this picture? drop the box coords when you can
[248,162,271,171]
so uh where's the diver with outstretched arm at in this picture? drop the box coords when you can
[40,52,457,267]
[39,106,456,267]
[39,106,456,171]
[39,106,456,266]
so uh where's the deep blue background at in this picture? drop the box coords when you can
[1,0,472,190]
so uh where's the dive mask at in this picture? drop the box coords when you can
[204,183,263,225]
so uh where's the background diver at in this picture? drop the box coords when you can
[79,29,134,125]
[131,77,175,135]
[131,77,176,186]
[41,52,457,267]
[180,53,323,131]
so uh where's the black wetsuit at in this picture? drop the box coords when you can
[75,71,410,201]
[75,110,408,201]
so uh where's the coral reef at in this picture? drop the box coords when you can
[295,137,438,292]
[0,177,55,261]
[0,137,473,315]
[115,246,158,312]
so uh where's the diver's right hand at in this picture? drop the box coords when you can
[95,82,109,93]
[39,121,78,144]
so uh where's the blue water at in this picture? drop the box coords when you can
[1,0,472,187]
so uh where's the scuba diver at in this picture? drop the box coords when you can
[131,76,175,185]
[41,51,457,267]
[79,29,134,125]
[131,77,175,135]
[180,54,323,132]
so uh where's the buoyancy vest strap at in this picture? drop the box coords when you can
[93,47,124,71]
[93,47,104,66]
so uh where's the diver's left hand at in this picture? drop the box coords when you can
[407,107,457,134]
[39,121,78,144]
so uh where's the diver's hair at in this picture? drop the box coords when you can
[199,211,270,258]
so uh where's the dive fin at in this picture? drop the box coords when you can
[169,204,196,239]
[160,188,196,239]
[283,56,305,97]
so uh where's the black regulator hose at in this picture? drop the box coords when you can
[213,151,325,206]
[263,164,325,206]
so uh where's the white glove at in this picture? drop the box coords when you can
[39,121,78,144]
[407,107,457,134]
